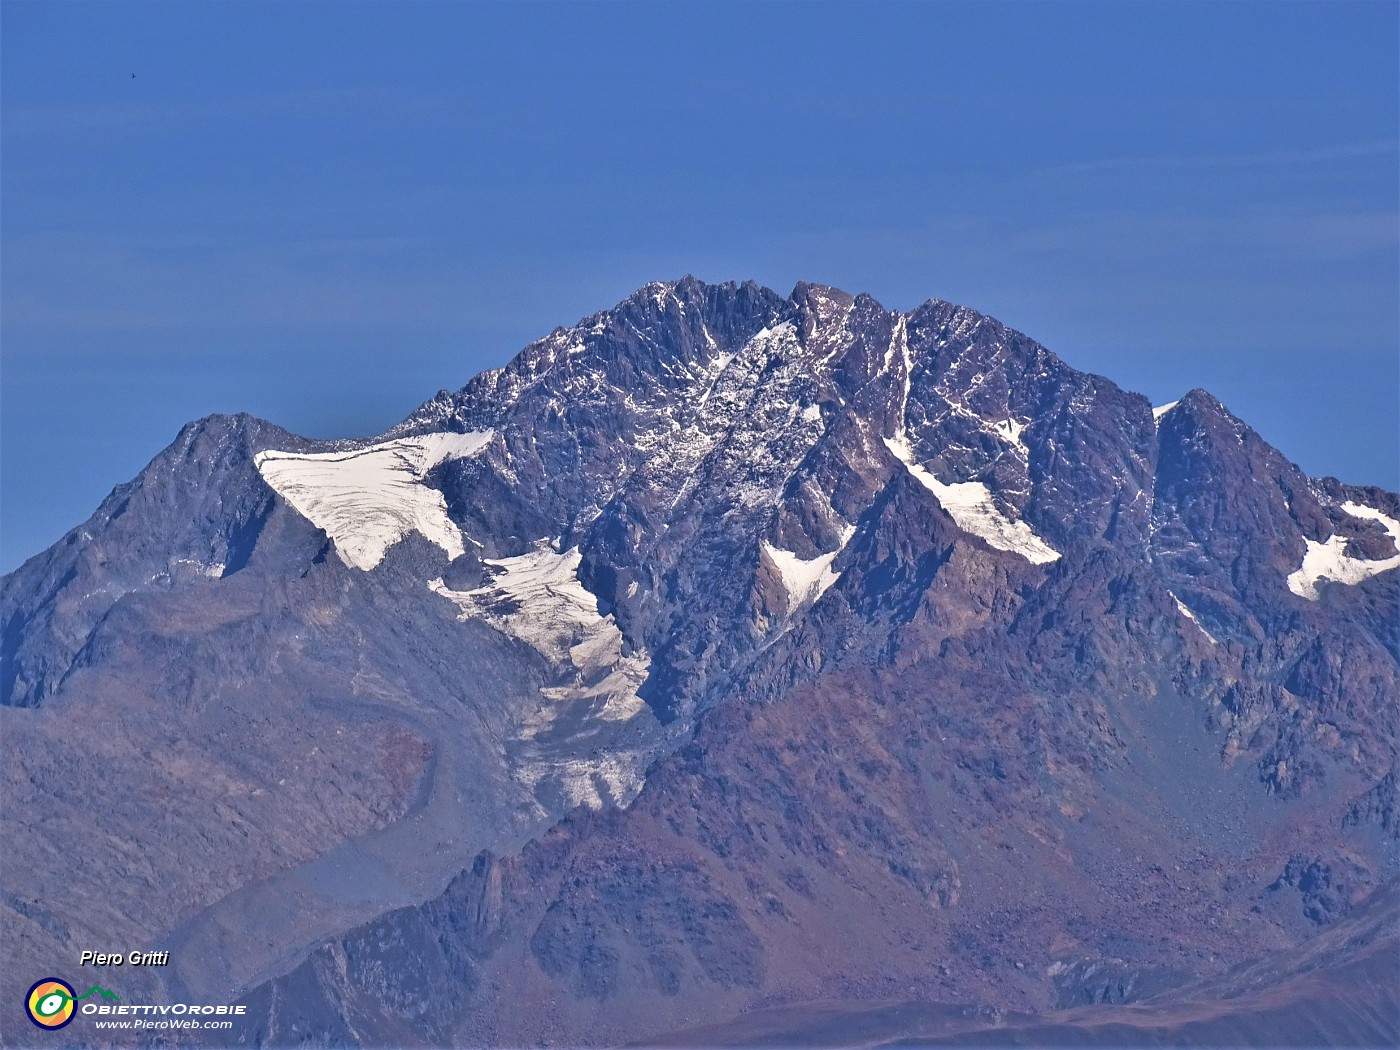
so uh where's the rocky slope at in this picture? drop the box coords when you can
[1,277,1396,1046]
[647,879,1400,1048]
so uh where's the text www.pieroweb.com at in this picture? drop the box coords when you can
[93,1017,235,1031]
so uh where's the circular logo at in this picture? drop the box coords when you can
[26,978,76,1029]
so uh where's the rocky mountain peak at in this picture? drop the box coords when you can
[1,278,1396,1046]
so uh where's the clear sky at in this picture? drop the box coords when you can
[3,1,1397,572]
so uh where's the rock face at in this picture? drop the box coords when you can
[2,277,1396,1046]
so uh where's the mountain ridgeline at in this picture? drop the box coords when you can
[2,278,1396,1047]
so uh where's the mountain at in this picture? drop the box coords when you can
[646,879,1400,1048]
[2,277,1396,1047]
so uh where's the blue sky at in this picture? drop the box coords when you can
[3,1,1397,572]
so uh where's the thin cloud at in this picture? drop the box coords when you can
[1047,141,1398,177]
[1,86,460,141]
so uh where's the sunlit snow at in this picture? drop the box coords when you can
[884,436,1061,565]
[880,316,1058,566]
[1170,592,1218,644]
[429,541,653,811]
[1287,501,1400,600]
[762,526,855,610]
[429,542,648,725]
[993,417,1027,448]
[255,431,493,571]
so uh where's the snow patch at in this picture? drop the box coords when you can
[1153,401,1180,424]
[513,752,649,813]
[994,417,1026,447]
[172,558,225,579]
[1170,592,1217,644]
[884,436,1061,565]
[696,352,735,408]
[430,541,657,812]
[256,431,493,570]
[761,526,855,610]
[1287,501,1400,600]
[428,542,647,725]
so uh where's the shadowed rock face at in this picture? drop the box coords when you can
[1,278,1396,1047]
